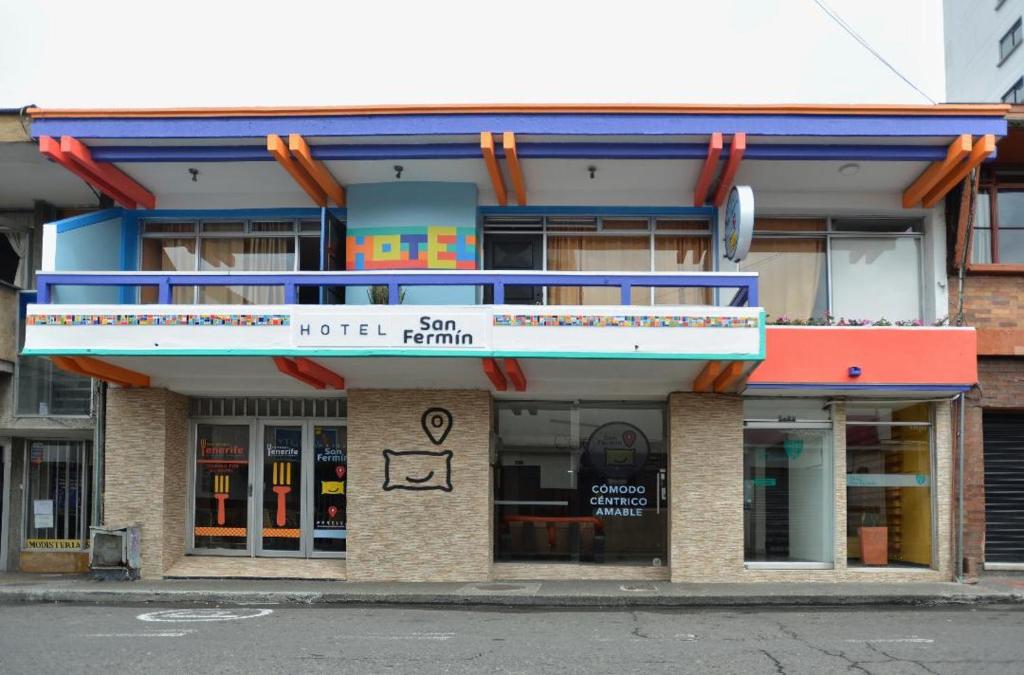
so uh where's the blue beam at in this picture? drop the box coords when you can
[31,113,1008,140]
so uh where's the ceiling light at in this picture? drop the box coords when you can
[838,163,860,176]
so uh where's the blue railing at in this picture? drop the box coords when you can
[34,270,759,307]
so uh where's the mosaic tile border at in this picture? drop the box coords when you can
[27,313,290,327]
[492,314,760,328]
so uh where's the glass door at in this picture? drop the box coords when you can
[312,425,347,556]
[257,424,305,556]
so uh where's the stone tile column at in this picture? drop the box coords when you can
[347,389,492,582]
[104,388,188,579]
[667,392,744,582]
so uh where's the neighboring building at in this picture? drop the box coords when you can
[16,104,999,582]
[945,0,1024,103]
[0,110,99,573]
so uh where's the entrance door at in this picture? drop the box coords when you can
[484,234,543,304]
[984,412,1024,564]
[254,421,347,558]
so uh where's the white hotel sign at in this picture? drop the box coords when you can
[24,305,765,361]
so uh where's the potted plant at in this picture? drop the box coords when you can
[366,285,405,304]
[858,511,888,565]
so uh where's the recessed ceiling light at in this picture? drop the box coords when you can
[838,163,861,176]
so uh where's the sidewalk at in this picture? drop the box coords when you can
[0,573,1022,608]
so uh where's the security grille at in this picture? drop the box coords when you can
[984,411,1024,563]
[189,397,346,419]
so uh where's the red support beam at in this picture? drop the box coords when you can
[504,358,527,392]
[268,134,327,206]
[480,132,508,206]
[482,357,508,391]
[902,134,972,208]
[692,132,723,206]
[294,357,345,389]
[692,361,723,393]
[39,136,156,209]
[712,361,745,393]
[922,134,996,208]
[288,134,346,206]
[51,355,150,388]
[711,133,747,207]
[273,356,326,390]
[502,131,527,206]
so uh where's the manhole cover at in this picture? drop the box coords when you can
[472,584,526,592]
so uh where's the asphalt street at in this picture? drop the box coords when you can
[0,603,1022,674]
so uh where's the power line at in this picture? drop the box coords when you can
[812,0,937,104]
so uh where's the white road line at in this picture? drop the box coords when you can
[86,631,195,638]
[845,638,934,644]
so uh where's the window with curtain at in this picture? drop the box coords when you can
[739,219,828,321]
[200,237,294,304]
[547,234,650,304]
[974,177,1024,265]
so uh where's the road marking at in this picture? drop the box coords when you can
[137,608,273,623]
[87,630,196,638]
[845,638,934,644]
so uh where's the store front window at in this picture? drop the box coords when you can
[24,441,91,550]
[494,402,667,566]
[190,414,347,557]
[743,400,833,566]
[846,403,933,568]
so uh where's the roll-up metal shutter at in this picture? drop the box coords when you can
[984,412,1024,563]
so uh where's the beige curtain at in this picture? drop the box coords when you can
[141,238,195,303]
[653,236,711,305]
[200,238,293,304]
[739,238,825,321]
[547,236,649,305]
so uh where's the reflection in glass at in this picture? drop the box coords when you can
[743,429,831,563]
[494,402,667,565]
[194,424,250,550]
[313,426,347,553]
[262,426,302,552]
[739,238,827,321]
[846,404,932,567]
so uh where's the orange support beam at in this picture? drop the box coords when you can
[273,356,326,390]
[902,134,972,208]
[482,357,508,391]
[504,358,527,392]
[711,133,746,207]
[294,357,345,390]
[692,361,723,393]
[288,134,346,207]
[52,355,149,388]
[502,132,527,206]
[267,134,327,206]
[712,361,745,393]
[922,134,996,208]
[39,136,156,209]
[693,132,723,206]
[480,132,508,206]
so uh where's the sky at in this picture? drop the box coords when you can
[0,0,945,108]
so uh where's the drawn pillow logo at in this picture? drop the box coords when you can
[381,407,455,492]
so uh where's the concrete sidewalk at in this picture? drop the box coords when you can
[1,573,1023,608]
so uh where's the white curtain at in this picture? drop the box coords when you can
[5,230,29,288]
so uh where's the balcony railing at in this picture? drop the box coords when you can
[34,270,759,307]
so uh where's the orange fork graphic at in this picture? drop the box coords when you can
[213,474,230,525]
[272,462,293,527]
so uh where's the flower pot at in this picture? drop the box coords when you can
[858,526,888,565]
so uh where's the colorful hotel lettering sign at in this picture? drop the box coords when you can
[346,226,477,270]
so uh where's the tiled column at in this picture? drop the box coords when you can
[104,388,188,578]
[667,392,744,582]
[346,389,492,581]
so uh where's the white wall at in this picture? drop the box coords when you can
[945,0,1024,101]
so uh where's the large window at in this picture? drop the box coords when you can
[24,441,91,550]
[1000,18,1023,63]
[483,216,712,305]
[974,176,1024,265]
[494,402,667,566]
[846,403,933,568]
[744,399,833,566]
[140,219,323,304]
[739,218,923,322]
[16,303,92,416]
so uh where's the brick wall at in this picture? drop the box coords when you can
[346,389,492,582]
[949,273,1024,354]
[104,388,188,578]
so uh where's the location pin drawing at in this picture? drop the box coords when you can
[421,408,453,446]
[327,505,338,519]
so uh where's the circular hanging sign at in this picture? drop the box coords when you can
[723,185,754,261]
[584,422,650,479]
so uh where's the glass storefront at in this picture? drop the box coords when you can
[190,418,347,557]
[493,402,667,566]
[846,403,933,568]
[24,441,91,550]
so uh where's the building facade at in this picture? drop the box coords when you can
[945,0,1024,104]
[15,104,999,582]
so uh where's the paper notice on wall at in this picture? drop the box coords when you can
[33,500,54,529]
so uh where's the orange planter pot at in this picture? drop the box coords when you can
[858,526,889,565]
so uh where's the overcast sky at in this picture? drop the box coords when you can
[0,0,945,108]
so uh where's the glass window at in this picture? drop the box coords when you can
[744,428,832,563]
[313,425,347,553]
[1003,78,1024,104]
[739,237,828,322]
[846,403,933,568]
[24,441,91,549]
[654,235,712,304]
[199,237,295,304]
[141,237,197,303]
[193,424,250,551]
[494,402,667,566]
[996,191,1024,263]
[1000,19,1023,62]
[16,357,92,416]
[261,426,303,552]
[973,192,994,264]
[830,237,922,322]
[547,236,649,304]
